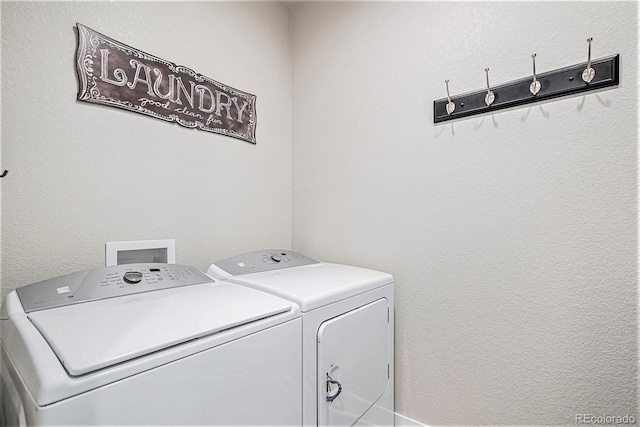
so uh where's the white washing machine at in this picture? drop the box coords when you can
[0,263,302,426]
[207,250,394,427]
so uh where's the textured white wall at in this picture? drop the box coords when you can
[1,1,637,424]
[292,2,638,425]
[1,1,292,304]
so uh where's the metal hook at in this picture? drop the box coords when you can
[0,170,7,178]
[444,80,455,115]
[530,54,541,95]
[484,68,495,106]
[582,37,595,83]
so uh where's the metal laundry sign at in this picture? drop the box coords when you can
[75,23,257,144]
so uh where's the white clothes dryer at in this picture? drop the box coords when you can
[207,250,394,427]
[0,263,302,426]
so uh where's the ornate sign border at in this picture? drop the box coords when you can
[75,23,257,144]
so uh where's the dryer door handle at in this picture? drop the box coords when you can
[326,374,342,402]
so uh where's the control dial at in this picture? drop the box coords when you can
[123,271,143,284]
[270,253,282,262]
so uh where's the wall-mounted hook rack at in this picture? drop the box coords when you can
[434,54,619,124]
[0,170,8,178]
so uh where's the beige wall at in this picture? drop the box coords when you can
[1,1,292,304]
[292,2,638,425]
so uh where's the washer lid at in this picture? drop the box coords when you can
[28,282,293,376]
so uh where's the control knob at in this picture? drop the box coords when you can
[123,271,143,284]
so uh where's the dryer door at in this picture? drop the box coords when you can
[317,298,389,427]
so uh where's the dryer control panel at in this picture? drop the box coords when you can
[213,250,319,276]
[16,264,212,312]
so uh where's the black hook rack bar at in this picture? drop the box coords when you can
[0,170,7,178]
[434,54,619,123]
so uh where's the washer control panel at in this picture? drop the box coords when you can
[16,264,212,313]
[213,250,319,276]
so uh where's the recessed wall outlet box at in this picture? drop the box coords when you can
[105,239,176,266]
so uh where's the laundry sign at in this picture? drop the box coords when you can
[75,23,257,144]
